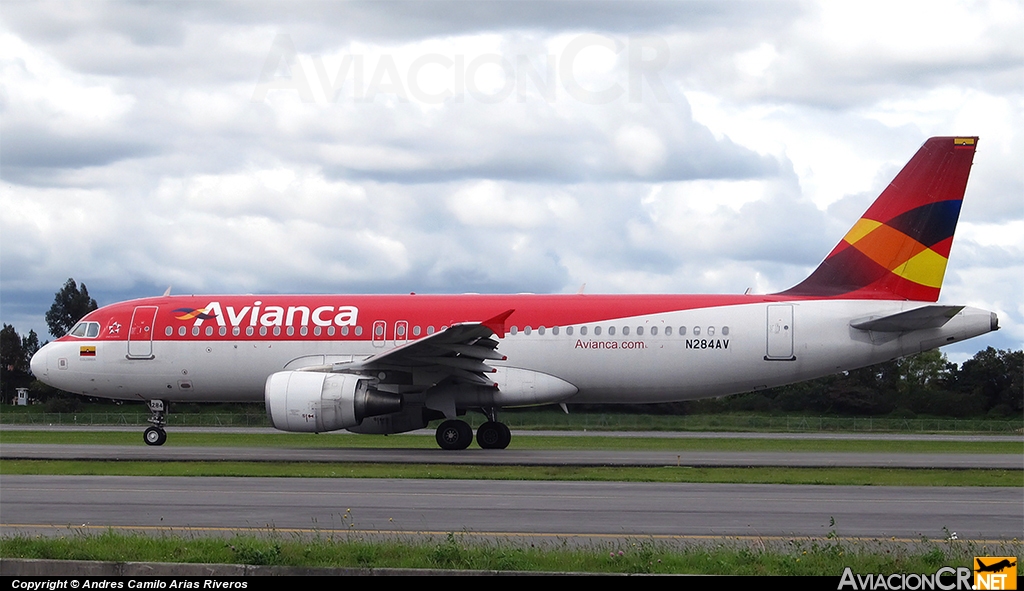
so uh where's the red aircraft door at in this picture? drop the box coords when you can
[128,306,158,359]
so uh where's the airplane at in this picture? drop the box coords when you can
[29,136,998,450]
[975,558,1016,573]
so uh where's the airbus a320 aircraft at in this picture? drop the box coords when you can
[30,137,998,449]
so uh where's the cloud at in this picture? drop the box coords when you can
[0,0,1020,358]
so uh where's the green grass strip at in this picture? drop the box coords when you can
[2,429,1020,454]
[2,530,1021,575]
[2,459,1020,486]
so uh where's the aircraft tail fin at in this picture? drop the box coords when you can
[778,136,978,302]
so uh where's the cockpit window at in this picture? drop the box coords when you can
[69,321,101,338]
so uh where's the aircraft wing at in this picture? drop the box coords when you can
[850,305,965,332]
[299,309,514,387]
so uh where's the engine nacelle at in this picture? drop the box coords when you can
[265,371,402,433]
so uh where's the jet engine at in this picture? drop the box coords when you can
[265,371,402,433]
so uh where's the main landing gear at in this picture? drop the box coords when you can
[434,412,512,450]
[143,399,168,446]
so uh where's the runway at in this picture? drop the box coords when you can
[2,430,1020,543]
[1,475,1021,542]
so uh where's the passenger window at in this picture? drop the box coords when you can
[246,327,254,336]
[413,326,421,336]
[192,327,200,336]
[608,326,616,336]
[220,327,227,336]
[510,326,518,335]
[286,326,294,336]
[538,326,545,335]
[566,326,573,335]
[165,327,173,337]
[552,326,559,335]
[649,326,656,335]
[354,326,362,336]
[665,326,671,336]
[273,326,281,336]
[313,326,321,336]
[259,326,267,336]
[722,326,729,336]
[594,326,601,335]
[427,326,435,335]
[179,326,187,337]
[708,326,715,336]
[300,326,308,336]
[233,326,240,336]
[637,326,644,336]
[679,326,686,335]
[206,326,214,336]
[329,326,337,336]
[622,326,629,336]
[341,326,349,336]
[693,326,701,336]
[524,326,532,335]
[581,326,588,335]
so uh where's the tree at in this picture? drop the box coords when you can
[1,324,25,373]
[1,324,35,403]
[45,278,98,338]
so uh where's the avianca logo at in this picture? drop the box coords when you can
[180,301,359,328]
[174,308,217,321]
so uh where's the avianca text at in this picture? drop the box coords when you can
[185,301,359,328]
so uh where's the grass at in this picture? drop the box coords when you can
[2,530,1021,574]
[1,459,1021,486]
[2,429,1021,454]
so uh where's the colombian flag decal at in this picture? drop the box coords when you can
[80,346,96,357]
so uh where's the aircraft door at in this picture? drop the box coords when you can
[765,304,795,361]
[128,306,158,359]
[394,320,409,346]
[372,320,387,348]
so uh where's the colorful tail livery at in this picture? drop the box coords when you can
[30,137,997,449]
[782,137,977,301]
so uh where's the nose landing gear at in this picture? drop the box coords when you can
[143,399,168,446]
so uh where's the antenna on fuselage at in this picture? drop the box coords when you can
[577,283,586,294]
[163,286,172,297]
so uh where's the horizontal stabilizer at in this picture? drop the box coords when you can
[850,305,964,332]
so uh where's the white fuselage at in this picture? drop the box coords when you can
[31,298,996,405]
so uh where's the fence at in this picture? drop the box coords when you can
[2,411,1019,433]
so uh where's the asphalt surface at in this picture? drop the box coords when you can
[2,428,1020,543]
[2,475,1021,541]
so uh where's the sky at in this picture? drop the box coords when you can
[1,0,1021,364]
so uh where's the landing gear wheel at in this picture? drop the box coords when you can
[476,421,511,449]
[143,426,167,446]
[436,419,473,450]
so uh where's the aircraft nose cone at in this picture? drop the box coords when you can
[30,345,47,379]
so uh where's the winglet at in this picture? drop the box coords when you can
[481,309,515,338]
[778,136,978,301]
